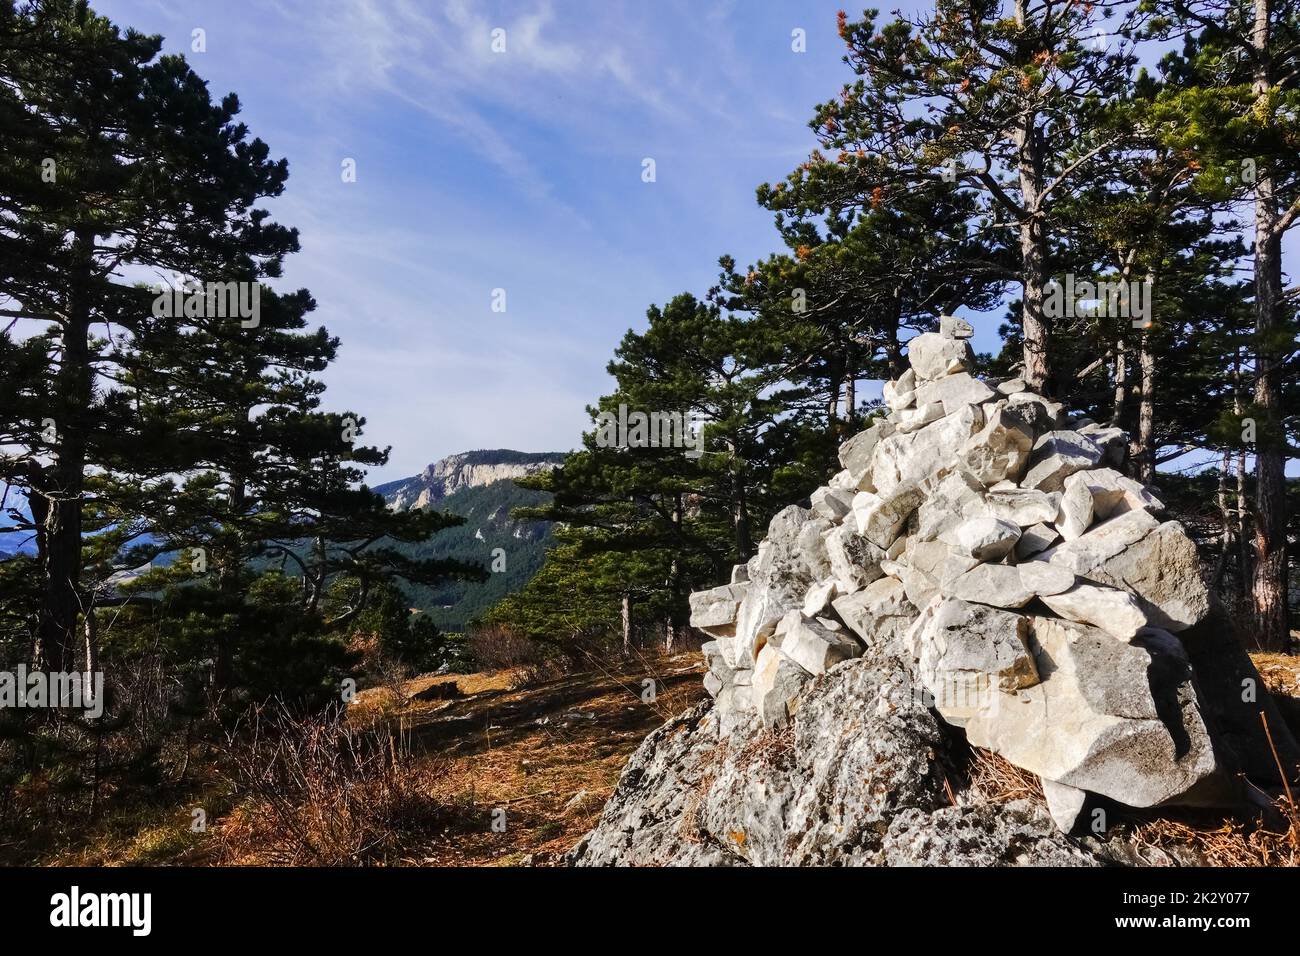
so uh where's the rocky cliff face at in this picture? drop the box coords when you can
[376,450,565,511]
[572,316,1298,867]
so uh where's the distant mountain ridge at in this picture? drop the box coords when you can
[374,449,567,631]
[374,449,566,511]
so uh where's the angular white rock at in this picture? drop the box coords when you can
[1078,423,1128,467]
[984,487,1060,527]
[914,598,1038,722]
[1040,583,1150,641]
[883,378,916,412]
[1037,508,1160,574]
[1042,780,1089,834]
[1056,473,1095,541]
[689,582,749,636]
[946,563,1035,609]
[822,523,887,594]
[1061,520,1210,632]
[810,486,854,521]
[751,643,811,729]
[802,578,839,617]
[828,468,856,491]
[915,372,996,414]
[1002,393,1065,437]
[1021,430,1105,493]
[1068,467,1164,519]
[1015,522,1059,560]
[871,404,983,498]
[953,516,1022,561]
[1017,560,1076,597]
[852,485,925,550]
[957,405,1034,486]
[895,401,947,433]
[773,610,863,676]
[940,314,975,339]
[838,419,895,477]
[831,576,914,648]
[907,332,974,380]
[915,470,988,541]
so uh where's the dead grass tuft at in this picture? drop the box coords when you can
[215,703,452,866]
[1131,809,1300,867]
[967,748,1044,804]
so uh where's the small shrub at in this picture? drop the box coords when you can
[217,702,449,865]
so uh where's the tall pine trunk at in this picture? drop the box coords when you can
[621,592,632,655]
[1135,328,1156,484]
[1013,0,1052,395]
[665,493,681,653]
[1110,331,1127,426]
[1212,450,1233,592]
[1250,0,1291,650]
[37,226,95,672]
[884,291,905,379]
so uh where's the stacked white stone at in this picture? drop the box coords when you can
[687,314,1216,832]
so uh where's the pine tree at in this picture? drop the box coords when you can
[812,3,1135,394]
[0,1,485,687]
[1142,0,1300,648]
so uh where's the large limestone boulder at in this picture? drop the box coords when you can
[1078,521,1209,632]
[572,656,1098,866]
[959,617,1219,808]
[882,800,1100,866]
[1038,515,1208,632]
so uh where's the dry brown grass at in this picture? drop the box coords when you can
[966,748,1044,804]
[215,649,705,866]
[212,704,456,866]
[1131,813,1300,867]
[1253,652,1300,702]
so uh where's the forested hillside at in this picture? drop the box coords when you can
[385,475,558,630]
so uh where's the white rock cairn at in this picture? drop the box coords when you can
[688,317,1218,829]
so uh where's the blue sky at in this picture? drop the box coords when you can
[94,0,961,483]
[90,0,1294,486]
